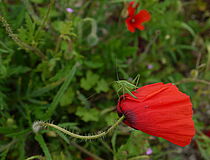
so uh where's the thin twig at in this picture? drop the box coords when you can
[99,139,114,153]
[34,0,55,39]
[21,0,41,23]
[143,30,160,55]
[175,78,210,85]
[71,142,105,160]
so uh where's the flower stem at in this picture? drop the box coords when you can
[36,116,125,140]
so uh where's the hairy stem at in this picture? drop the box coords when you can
[0,15,46,60]
[34,116,125,140]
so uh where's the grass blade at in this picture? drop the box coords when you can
[45,63,78,119]
[35,134,52,160]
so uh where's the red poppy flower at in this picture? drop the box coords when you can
[126,1,151,32]
[117,82,195,147]
[128,1,139,17]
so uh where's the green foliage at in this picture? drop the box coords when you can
[18,14,44,46]
[35,134,52,160]
[105,112,119,126]
[45,63,78,119]
[59,87,75,106]
[95,79,109,93]
[0,0,210,159]
[80,71,99,91]
[115,131,149,160]
[76,107,100,122]
[52,20,76,39]
[196,134,210,160]
[80,71,109,93]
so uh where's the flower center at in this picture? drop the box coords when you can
[131,18,135,23]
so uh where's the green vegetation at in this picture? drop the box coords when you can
[0,0,210,159]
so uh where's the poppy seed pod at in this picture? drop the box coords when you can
[117,83,195,147]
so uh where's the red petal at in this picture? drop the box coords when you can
[128,1,139,16]
[129,1,135,6]
[136,24,145,30]
[135,9,151,23]
[125,17,135,32]
[117,83,195,147]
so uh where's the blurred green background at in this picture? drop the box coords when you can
[0,0,210,159]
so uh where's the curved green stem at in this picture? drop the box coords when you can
[36,116,125,140]
[25,155,44,160]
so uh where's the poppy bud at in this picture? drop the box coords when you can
[117,82,195,147]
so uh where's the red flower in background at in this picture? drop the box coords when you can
[126,1,151,32]
[117,83,195,147]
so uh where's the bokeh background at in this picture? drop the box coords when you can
[0,0,210,159]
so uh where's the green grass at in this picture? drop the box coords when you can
[0,0,210,159]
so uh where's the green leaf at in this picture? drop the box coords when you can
[31,0,44,4]
[35,134,52,160]
[105,113,118,126]
[76,107,100,122]
[111,131,117,159]
[55,130,70,144]
[0,149,9,160]
[7,66,31,77]
[84,61,103,69]
[59,87,75,106]
[0,92,7,110]
[116,131,149,160]
[52,21,75,37]
[18,136,25,160]
[76,91,90,108]
[45,63,78,119]
[95,79,109,93]
[18,14,39,45]
[80,71,99,90]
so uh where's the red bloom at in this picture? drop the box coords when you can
[117,83,195,147]
[126,1,151,32]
